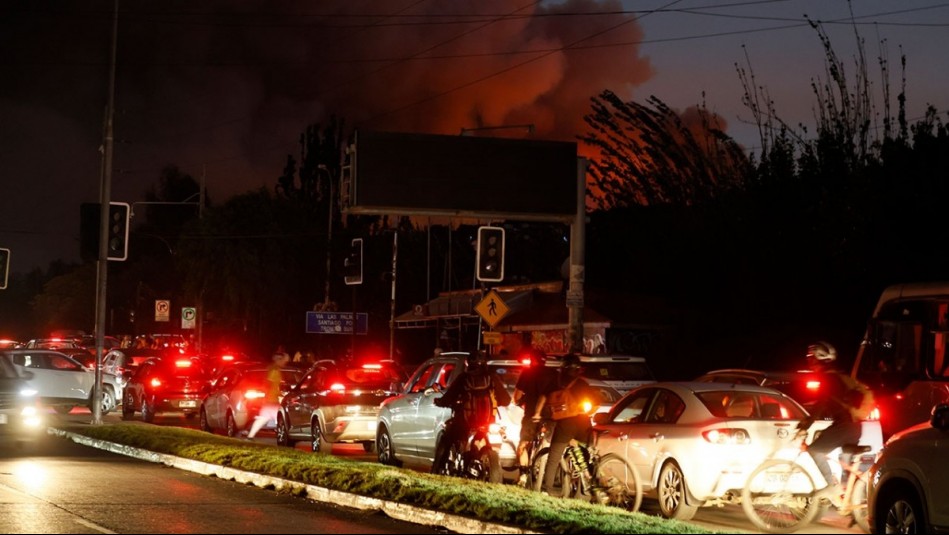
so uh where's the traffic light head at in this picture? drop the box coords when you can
[0,248,9,290]
[344,238,363,285]
[108,202,130,261]
[476,226,505,282]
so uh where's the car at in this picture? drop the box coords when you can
[23,338,82,350]
[199,362,304,437]
[0,348,120,415]
[588,381,882,521]
[867,403,949,533]
[122,355,209,422]
[696,368,885,453]
[275,359,406,452]
[549,353,656,395]
[0,354,45,446]
[375,352,521,472]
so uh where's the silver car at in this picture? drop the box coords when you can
[375,352,520,471]
[0,349,119,415]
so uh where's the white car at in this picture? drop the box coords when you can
[590,381,881,521]
[867,403,949,533]
[0,349,119,415]
[375,352,521,472]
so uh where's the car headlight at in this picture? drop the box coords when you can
[20,388,38,397]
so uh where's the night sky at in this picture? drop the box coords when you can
[2,0,946,272]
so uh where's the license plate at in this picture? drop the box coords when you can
[179,400,197,408]
[0,414,7,424]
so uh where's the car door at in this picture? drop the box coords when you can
[413,360,460,460]
[596,387,663,490]
[386,359,440,459]
[204,368,238,429]
[12,351,89,402]
[284,367,324,438]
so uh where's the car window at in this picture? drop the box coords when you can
[611,389,654,423]
[334,364,402,389]
[697,391,807,420]
[434,362,458,390]
[644,389,685,424]
[408,364,437,393]
[49,354,83,371]
[489,364,523,393]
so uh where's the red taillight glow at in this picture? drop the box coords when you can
[175,359,192,368]
[221,354,235,362]
[806,380,821,391]
[244,389,265,400]
[867,407,881,421]
[703,428,751,445]
[362,363,381,370]
[520,357,532,366]
[149,378,162,388]
[329,383,346,393]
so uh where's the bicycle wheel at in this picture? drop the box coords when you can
[594,453,643,513]
[476,446,503,484]
[529,446,549,492]
[850,476,869,533]
[559,451,585,499]
[741,459,822,534]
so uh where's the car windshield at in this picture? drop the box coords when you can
[488,364,524,393]
[696,390,807,420]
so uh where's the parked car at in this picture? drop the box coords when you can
[696,368,884,453]
[0,354,45,446]
[375,352,520,471]
[867,403,949,533]
[589,381,856,521]
[199,362,303,437]
[276,359,405,452]
[0,349,119,415]
[23,338,82,350]
[122,355,208,422]
[549,353,656,395]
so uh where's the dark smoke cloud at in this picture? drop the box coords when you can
[0,0,653,270]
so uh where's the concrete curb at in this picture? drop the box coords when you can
[48,427,536,535]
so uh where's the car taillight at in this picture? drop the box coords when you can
[175,359,192,368]
[703,428,751,445]
[805,380,820,391]
[149,378,162,388]
[362,363,381,370]
[329,383,346,393]
[867,406,881,421]
[244,389,265,400]
[221,354,235,362]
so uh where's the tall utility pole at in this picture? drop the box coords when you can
[93,0,119,425]
[567,158,588,353]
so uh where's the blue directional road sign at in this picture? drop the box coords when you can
[306,311,368,335]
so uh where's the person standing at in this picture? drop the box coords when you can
[537,353,602,496]
[247,352,291,440]
[512,347,557,487]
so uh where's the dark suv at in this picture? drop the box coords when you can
[122,356,208,422]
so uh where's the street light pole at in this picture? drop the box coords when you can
[320,164,334,309]
[92,0,119,425]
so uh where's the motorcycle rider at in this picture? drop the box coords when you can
[432,350,511,478]
[798,341,865,500]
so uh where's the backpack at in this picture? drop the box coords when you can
[840,374,876,421]
[547,378,582,421]
[461,372,497,426]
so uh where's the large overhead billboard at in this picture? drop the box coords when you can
[341,130,578,222]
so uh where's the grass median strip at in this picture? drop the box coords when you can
[56,423,720,534]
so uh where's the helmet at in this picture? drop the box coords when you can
[561,353,582,377]
[807,341,837,362]
[467,351,488,370]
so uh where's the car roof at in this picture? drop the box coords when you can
[638,380,799,397]
[548,353,648,363]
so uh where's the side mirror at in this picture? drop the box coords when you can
[931,403,949,430]
[592,412,610,425]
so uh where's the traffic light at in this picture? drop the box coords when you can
[476,226,505,282]
[0,248,9,290]
[107,202,130,261]
[344,238,363,285]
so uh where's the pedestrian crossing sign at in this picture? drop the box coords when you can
[475,290,509,328]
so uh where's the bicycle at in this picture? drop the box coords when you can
[536,428,643,513]
[740,424,873,534]
[520,417,553,491]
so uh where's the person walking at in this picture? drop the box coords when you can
[247,351,291,440]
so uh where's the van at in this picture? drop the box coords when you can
[852,282,949,438]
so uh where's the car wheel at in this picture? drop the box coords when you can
[141,396,155,423]
[121,392,135,420]
[226,412,238,438]
[362,441,376,453]
[310,419,332,454]
[376,425,402,467]
[276,414,295,447]
[876,483,925,534]
[199,407,212,433]
[95,386,116,415]
[657,461,698,521]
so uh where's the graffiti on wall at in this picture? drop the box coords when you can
[530,330,607,355]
